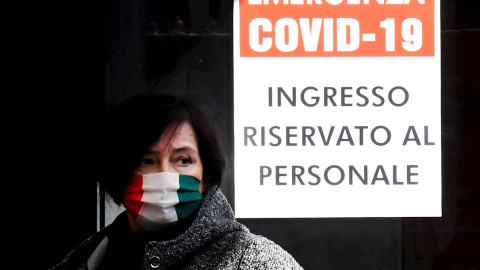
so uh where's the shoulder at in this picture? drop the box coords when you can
[49,227,110,270]
[237,232,304,270]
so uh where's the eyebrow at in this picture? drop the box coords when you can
[144,146,198,155]
[171,146,198,154]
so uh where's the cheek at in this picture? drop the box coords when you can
[196,163,204,192]
[199,180,205,193]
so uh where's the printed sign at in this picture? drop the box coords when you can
[233,0,441,218]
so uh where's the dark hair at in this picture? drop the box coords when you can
[96,93,226,205]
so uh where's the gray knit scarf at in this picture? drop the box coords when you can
[50,186,304,270]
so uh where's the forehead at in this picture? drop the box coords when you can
[153,122,198,151]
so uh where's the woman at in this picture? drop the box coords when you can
[50,93,303,269]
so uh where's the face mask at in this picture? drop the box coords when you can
[123,172,203,231]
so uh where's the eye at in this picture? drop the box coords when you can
[175,156,192,166]
[139,158,155,166]
[135,156,158,174]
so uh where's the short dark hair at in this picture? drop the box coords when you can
[96,93,226,205]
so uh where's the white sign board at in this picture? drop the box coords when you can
[233,0,441,218]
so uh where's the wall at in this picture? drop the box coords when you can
[34,0,479,269]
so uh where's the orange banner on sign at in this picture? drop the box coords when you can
[239,0,435,57]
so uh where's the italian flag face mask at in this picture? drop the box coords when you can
[123,172,203,231]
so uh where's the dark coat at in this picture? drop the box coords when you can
[50,187,303,270]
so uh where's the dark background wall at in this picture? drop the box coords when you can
[26,0,479,269]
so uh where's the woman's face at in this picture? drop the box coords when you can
[134,122,204,192]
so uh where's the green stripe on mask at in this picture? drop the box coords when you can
[175,174,203,219]
[179,174,202,192]
[175,200,202,220]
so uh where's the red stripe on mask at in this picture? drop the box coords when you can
[123,175,144,218]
